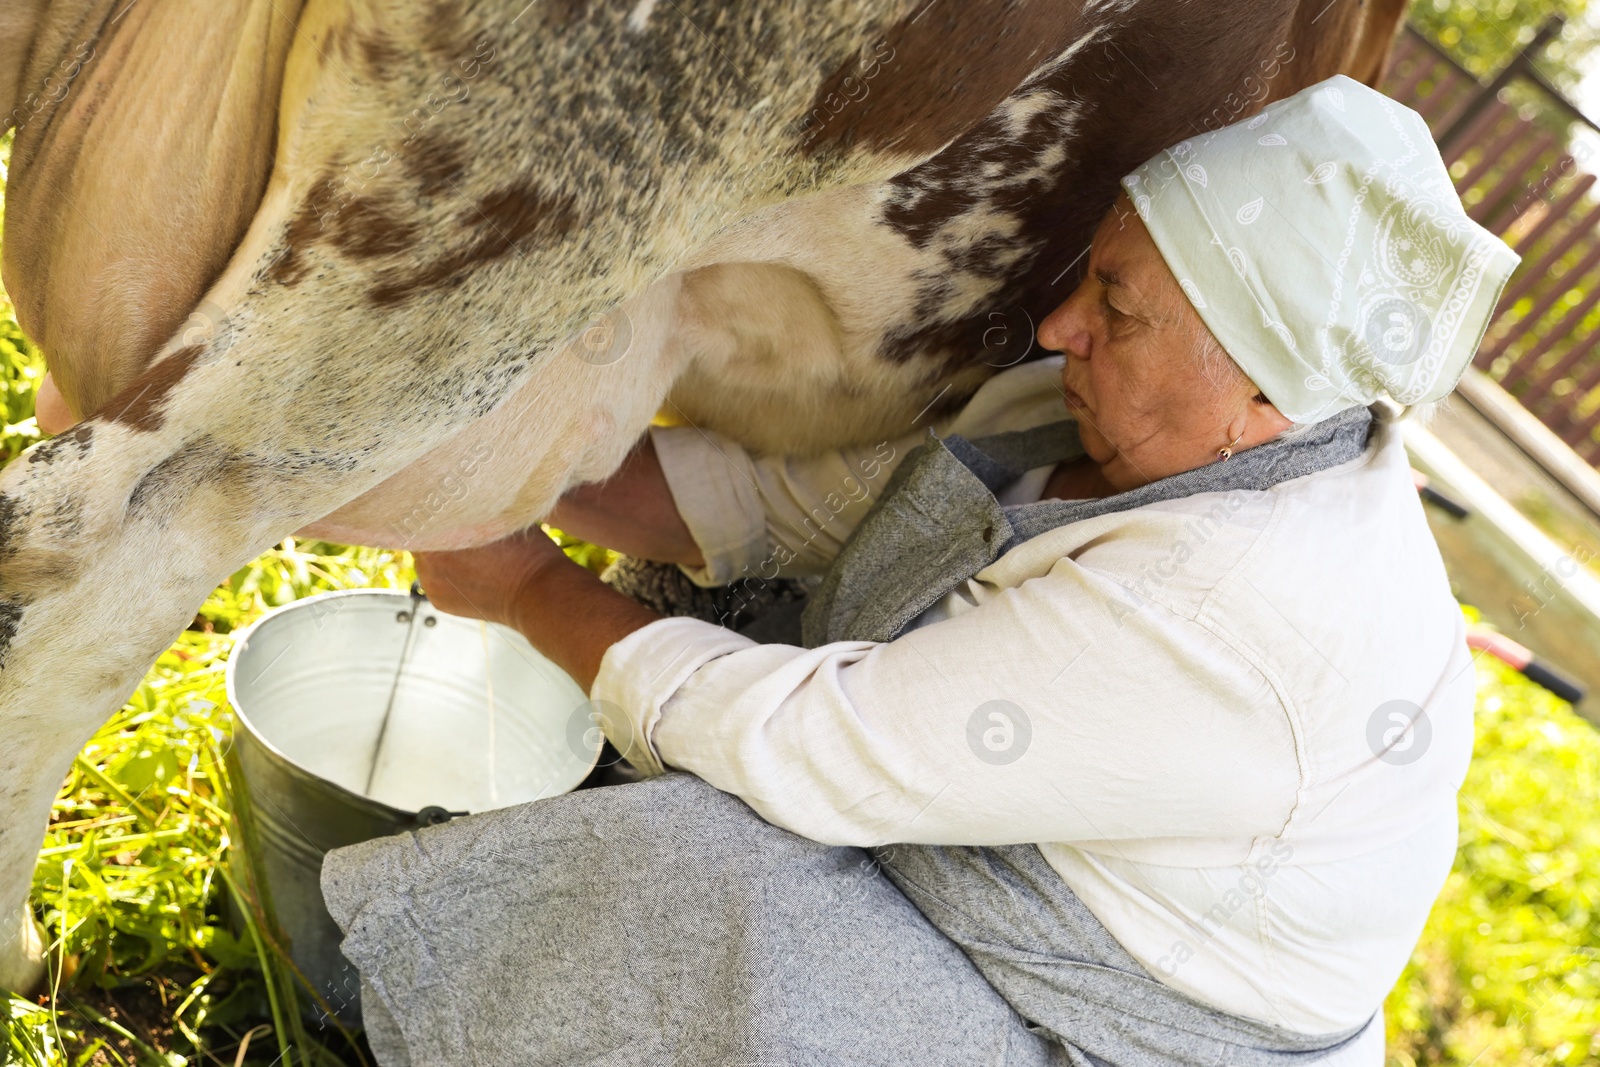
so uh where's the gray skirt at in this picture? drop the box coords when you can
[324,772,1367,1066]
[322,773,1064,1066]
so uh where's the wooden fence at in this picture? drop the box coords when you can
[1382,23,1600,465]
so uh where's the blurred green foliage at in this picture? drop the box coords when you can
[1409,0,1596,89]
[1386,645,1600,1067]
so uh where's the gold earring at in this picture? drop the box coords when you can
[1217,430,1245,461]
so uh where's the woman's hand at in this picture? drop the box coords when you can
[414,527,662,692]
[413,526,576,630]
[547,435,704,569]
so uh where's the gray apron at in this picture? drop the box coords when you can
[323,408,1377,1066]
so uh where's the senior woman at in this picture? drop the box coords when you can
[321,76,1518,1066]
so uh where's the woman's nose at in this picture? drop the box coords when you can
[1037,295,1091,360]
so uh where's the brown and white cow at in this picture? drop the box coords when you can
[0,0,1406,991]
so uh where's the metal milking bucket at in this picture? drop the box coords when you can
[225,586,599,1024]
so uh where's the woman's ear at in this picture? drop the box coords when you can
[1256,401,1293,437]
[1241,385,1292,444]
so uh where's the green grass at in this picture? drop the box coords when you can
[7,534,412,1067]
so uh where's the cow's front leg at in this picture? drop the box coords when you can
[0,396,329,994]
[0,273,646,995]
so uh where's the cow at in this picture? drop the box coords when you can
[0,0,1408,992]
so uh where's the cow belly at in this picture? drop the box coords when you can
[298,251,941,548]
[305,184,1000,548]
[301,275,692,551]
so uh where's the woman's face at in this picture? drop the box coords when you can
[1036,196,1285,491]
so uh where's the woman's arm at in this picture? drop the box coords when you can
[556,425,925,584]
[590,564,1300,847]
[547,435,705,569]
[414,425,908,688]
[419,524,1299,846]
[414,527,661,692]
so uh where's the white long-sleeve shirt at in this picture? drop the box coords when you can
[591,357,1472,1040]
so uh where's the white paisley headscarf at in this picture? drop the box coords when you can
[1121,74,1520,424]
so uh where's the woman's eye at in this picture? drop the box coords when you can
[1101,295,1126,324]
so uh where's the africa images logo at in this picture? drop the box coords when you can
[1366,699,1432,766]
[966,700,1032,766]
[568,698,635,766]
